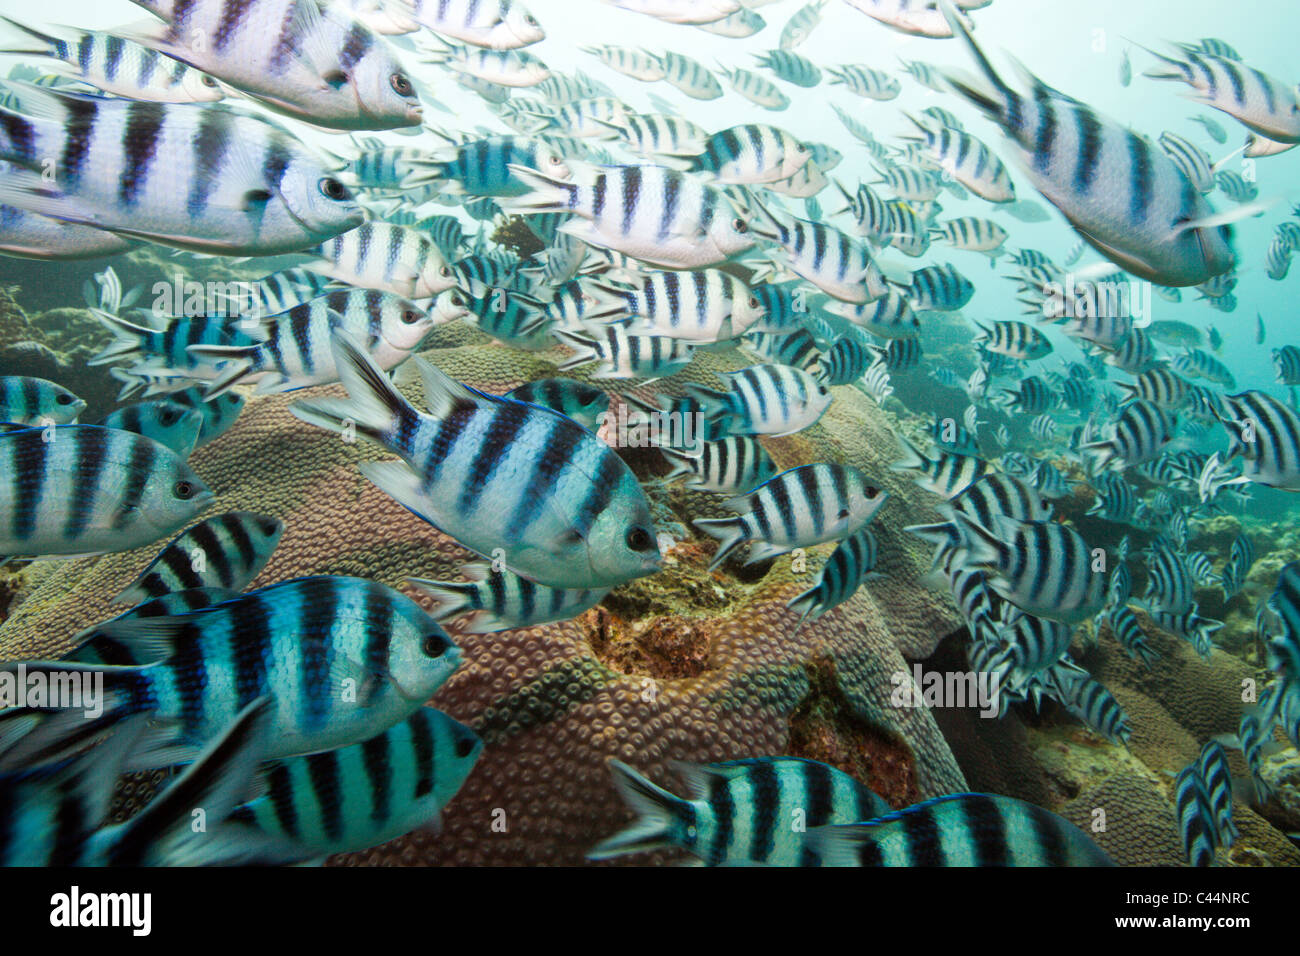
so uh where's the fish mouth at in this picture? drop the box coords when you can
[393,646,464,701]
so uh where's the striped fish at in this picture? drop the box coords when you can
[0,89,364,254]
[228,706,481,859]
[187,290,435,397]
[1153,604,1222,659]
[904,116,1015,203]
[1052,669,1132,745]
[404,134,570,198]
[820,337,873,386]
[504,161,754,268]
[1172,348,1235,388]
[942,5,1235,287]
[1144,538,1195,615]
[114,511,284,606]
[716,66,790,111]
[748,202,887,303]
[504,378,609,431]
[975,321,1052,360]
[787,528,880,626]
[1143,47,1300,144]
[554,327,694,380]
[410,563,606,633]
[825,291,919,339]
[170,388,244,448]
[661,436,777,495]
[89,311,263,397]
[1117,367,1191,409]
[998,376,1056,415]
[1221,533,1253,599]
[778,0,826,49]
[0,698,305,865]
[590,756,890,865]
[428,41,551,87]
[601,112,709,162]
[0,577,462,771]
[952,513,1107,624]
[693,463,887,568]
[689,124,811,185]
[906,264,973,311]
[1158,131,1215,193]
[660,51,722,99]
[290,333,661,589]
[1086,472,1135,522]
[1108,605,1159,668]
[858,358,893,404]
[892,435,991,500]
[753,49,821,88]
[1195,740,1237,847]
[126,0,421,128]
[590,269,766,343]
[686,364,832,437]
[0,20,224,102]
[0,424,213,558]
[900,57,946,91]
[871,337,923,372]
[1173,764,1218,867]
[1214,168,1258,203]
[931,216,1008,258]
[581,45,664,82]
[1273,346,1300,385]
[307,222,454,298]
[99,400,203,458]
[827,64,899,101]
[1084,399,1176,471]
[806,792,1113,866]
[1218,391,1300,491]
[398,0,545,49]
[0,376,85,425]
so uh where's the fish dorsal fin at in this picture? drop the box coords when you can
[415,357,479,419]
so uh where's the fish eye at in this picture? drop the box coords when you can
[56,393,74,405]
[161,407,181,425]
[390,73,413,97]
[525,14,538,25]
[440,265,452,277]
[258,517,280,535]
[422,631,451,658]
[319,177,349,201]
[401,309,420,324]
[865,486,880,498]
[455,734,476,758]
[626,527,654,552]
[201,75,217,88]
[748,297,759,309]
[173,480,196,500]
[732,218,747,233]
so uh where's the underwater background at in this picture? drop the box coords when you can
[0,0,1298,867]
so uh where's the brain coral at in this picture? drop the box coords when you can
[1,334,970,865]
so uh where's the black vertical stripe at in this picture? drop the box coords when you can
[307,751,344,840]
[362,730,393,824]
[118,101,166,207]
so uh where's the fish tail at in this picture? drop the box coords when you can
[552,329,599,371]
[185,344,258,398]
[682,383,734,422]
[289,329,416,448]
[406,577,477,622]
[658,447,694,483]
[100,697,304,865]
[889,431,930,475]
[0,15,60,55]
[937,0,1011,119]
[587,759,687,861]
[692,515,749,570]
[501,163,581,214]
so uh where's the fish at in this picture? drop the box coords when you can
[1142,46,1300,144]
[424,40,551,87]
[826,65,900,101]
[0,375,85,425]
[1,576,462,771]
[1173,763,1219,866]
[694,8,766,37]
[820,337,873,386]
[589,269,766,342]
[503,161,754,269]
[1107,605,1159,668]
[306,222,455,298]
[715,65,790,110]
[188,289,435,397]
[661,436,777,495]
[689,124,810,184]
[1051,668,1132,745]
[902,116,1015,203]
[939,2,1236,287]
[226,705,480,860]
[99,400,203,458]
[905,264,973,311]
[590,756,890,865]
[787,528,881,626]
[113,511,284,605]
[1218,391,1300,491]
[409,563,607,633]
[291,331,661,589]
[747,201,887,303]
[892,435,991,500]
[403,133,571,197]
[1084,400,1177,471]
[0,424,213,559]
[171,388,244,448]
[974,321,1052,361]
[602,0,740,26]
[0,19,225,103]
[685,364,832,437]
[950,513,1107,624]
[693,463,887,568]
[0,88,364,255]
[660,51,723,100]
[0,698,305,865]
[554,327,695,380]
[754,49,821,88]
[124,0,422,129]
[397,0,545,48]
[503,378,610,431]
[806,792,1114,866]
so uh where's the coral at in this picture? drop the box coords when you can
[1,338,970,865]
[1060,770,1184,867]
